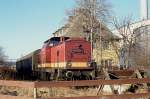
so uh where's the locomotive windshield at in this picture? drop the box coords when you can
[43,37,70,47]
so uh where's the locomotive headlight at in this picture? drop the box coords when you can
[66,61,72,67]
[87,62,91,67]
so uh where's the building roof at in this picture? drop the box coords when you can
[112,18,150,38]
[52,15,120,41]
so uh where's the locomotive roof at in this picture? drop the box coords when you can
[17,49,40,61]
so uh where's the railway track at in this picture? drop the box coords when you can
[0,65,150,80]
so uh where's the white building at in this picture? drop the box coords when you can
[113,0,150,66]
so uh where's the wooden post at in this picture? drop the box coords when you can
[103,68,118,94]
[135,70,148,88]
[48,88,53,97]
[97,68,119,95]
[97,84,104,95]
[33,88,37,99]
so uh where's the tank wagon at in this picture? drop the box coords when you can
[16,37,96,80]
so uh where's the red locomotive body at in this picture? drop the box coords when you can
[39,37,91,68]
[65,38,91,68]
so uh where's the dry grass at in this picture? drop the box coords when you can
[0,85,149,98]
[0,86,99,98]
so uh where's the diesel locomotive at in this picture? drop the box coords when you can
[16,37,96,80]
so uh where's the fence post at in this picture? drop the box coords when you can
[48,87,53,97]
[33,87,37,99]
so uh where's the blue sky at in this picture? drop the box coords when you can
[0,0,149,60]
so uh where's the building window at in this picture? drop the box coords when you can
[102,41,109,50]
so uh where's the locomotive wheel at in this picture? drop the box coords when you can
[66,71,73,79]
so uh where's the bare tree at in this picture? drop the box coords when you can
[75,0,111,22]
[66,0,112,50]
[65,0,117,66]
[0,46,7,65]
[112,16,136,68]
[66,0,111,37]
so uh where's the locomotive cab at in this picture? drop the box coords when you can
[39,37,69,68]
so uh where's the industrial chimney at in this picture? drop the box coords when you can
[140,0,148,20]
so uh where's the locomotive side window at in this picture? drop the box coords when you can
[57,50,59,56]
[43,37,70,47]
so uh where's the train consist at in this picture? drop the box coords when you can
[16,37,97,80]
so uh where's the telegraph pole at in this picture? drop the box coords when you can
[99,22,103,67]
[90,0,96,59]
[90,0,93,59]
